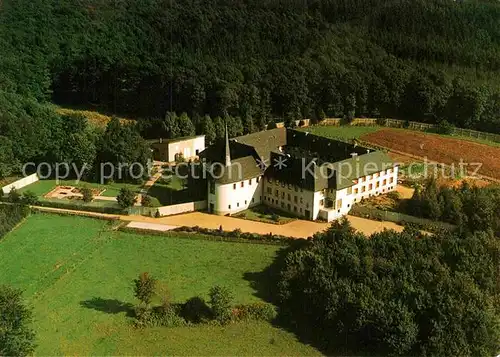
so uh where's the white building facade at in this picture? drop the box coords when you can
[200,128,399,222]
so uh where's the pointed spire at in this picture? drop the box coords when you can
[225,122,231,167]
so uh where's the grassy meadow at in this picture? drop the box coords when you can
[0,213,320,355]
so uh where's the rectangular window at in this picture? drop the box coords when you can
[275,189,279,197]
[281,192,285,199]
[267,187,272,194]
[361,186,365,193]
[249,179,252,185]
[237,202,240,207]
[347,187,352,195]
[369,183,373,190]
[300,197,303,204]
[245,200,247,204]
[287,193,291,201]
[376,181,380,188]
[336,199,342,209]
[228,205,231,209]
[383,179,387,186]
[233,184,236,190]
[389,177,394,184]
[354,188,359,194]
[294,196,298,203]
[241,182,244,188]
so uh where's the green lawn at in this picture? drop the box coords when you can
[235,205,297,225]
[0,214,320,355]
[17,179,143,198]
[300,125,380,141]
[148,175,206,206]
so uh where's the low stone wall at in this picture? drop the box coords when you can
[1,174,39,196]
[156,200,207,217]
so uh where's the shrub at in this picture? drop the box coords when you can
[376,117,387,126]
[153,304,186,327]
[133,272,156,306]
[232,228,242,238]
[81,186,93,203]
[387,191,401,201]
[435,119,454,135]
[235,302,277,322]
[21,190,39,205]
[0,285,36,355]
[271,213,280,222]
[8,187,21,203]
[141,194,152,207]
[182,296,212,323]
[117,187,136,208]
[209,285,233,324]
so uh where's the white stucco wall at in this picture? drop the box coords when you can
[168,136,205,162]
[209,175,263,215]
[1,174,39,196]
[262,178,315,219]
[157,200,207,217]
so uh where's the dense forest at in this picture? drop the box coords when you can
[277,219,500,356]
[1,0,500,135]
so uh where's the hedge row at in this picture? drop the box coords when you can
[135,300,277,328]
[120,225,296,245]
[0,204,30,238]
[34,199,126,215]
[173,225,298,242]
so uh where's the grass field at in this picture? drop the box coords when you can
[235,205,297,225]
[300,125,380,140]
[0,214,320,355]
[18,179,143,198]
[148,176,205,206]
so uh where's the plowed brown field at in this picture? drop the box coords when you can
[361,129,500,179]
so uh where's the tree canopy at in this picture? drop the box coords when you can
[277,219,500,356]
[0,0,499,132]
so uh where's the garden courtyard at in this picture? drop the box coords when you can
[0,213,321,355]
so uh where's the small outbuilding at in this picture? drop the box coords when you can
[150,135,205,163]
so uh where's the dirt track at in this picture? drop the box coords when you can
[362,129,500,179]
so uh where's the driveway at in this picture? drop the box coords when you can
[34,206,405,239]
[121,212,404,238]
